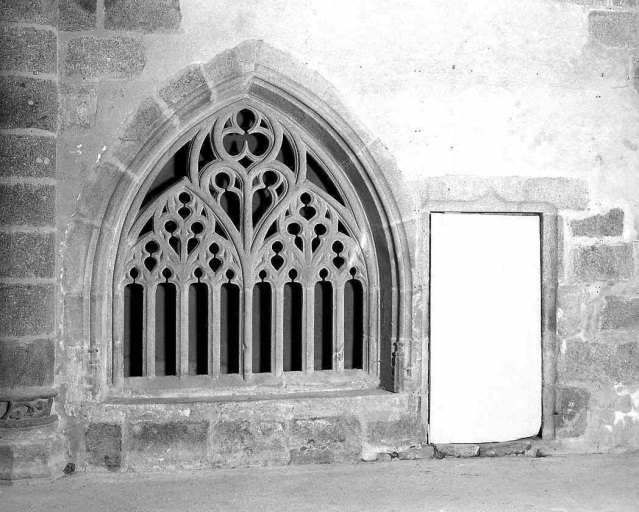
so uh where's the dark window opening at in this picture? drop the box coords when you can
[283,281,303,371]
[188,283,209,376]
[124,283,144,377]
[314,281,333,370]
[344,279,364,370]
[155,282,177,376]
[220,283,240,374]
[252,282,272,373]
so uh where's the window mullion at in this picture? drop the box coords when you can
[334,280,345,372]
[145,284,156,378]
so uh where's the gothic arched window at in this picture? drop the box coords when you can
[113,102,383,392]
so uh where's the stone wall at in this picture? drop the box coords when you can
[0,0,638,480]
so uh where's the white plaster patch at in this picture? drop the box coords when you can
[612,384,639,428]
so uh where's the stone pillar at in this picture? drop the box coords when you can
[0,1,63,482]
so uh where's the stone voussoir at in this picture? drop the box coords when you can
[158,65,210,116]
[202,41,260,88]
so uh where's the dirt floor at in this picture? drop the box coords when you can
[2,454,638,511]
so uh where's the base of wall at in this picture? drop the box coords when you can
[0,422,66,484]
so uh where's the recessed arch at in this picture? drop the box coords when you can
[63,41,412,399]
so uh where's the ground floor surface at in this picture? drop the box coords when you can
[2,454,638,511]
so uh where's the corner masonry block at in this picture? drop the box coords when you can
[211,419,288,467]
[0,232,55,279]
[289,416,362,464]
[65,37,146,80]
[127,421,209,468]
[158,65,209,117]
[589,11,639,49]
[0,135,55,178]
[557,285,586,337]
[0,183,55,227]
[0,284,55,338]
[571,209,624,237]
[572,244,634,282]
[59,0,97,31]
[0,27,57,74]
[555,386,590,438]
[600,296,639,330]
[104,0,181,32]
[562,339,639,384]
[366,415,422,451]
[0,0,57,25]
[0,77,58,132]
[0,338,55,388]
[86,423,122,471]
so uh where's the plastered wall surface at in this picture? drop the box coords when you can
[2,0,639,479]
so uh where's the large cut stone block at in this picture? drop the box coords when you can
[86,423,122,471]
[570,209,624,237]
[0,232,55,279]
[0,284,55,338]
[289,416,361,464]
[562,340,639,384]
[555,386,590,438]
[366,415,422,449]
[60,83,97,128]
[0,183,55,227]
[572,244,634,282]
[0,0,57,25]
[600,296,639,331]
[127,420,209,466]
[0,27,56,74]
[65,37,145,79]
[0,338,55,388]
[0,135,55,178]
[589,11,639,48]
[211,419,288,467]
[0,77,58,132]
[59,0,97,31]
[104,0,181,32]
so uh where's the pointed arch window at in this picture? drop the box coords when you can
[113,102,381,392]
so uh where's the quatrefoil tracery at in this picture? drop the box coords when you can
[123,104,370,290]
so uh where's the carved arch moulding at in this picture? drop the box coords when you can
[64,41,413,401]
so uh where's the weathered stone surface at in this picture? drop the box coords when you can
[0,284,55,337]
[589,11,639,48]
[600,296,639,330]
[562,340,639,384]
[633,56,639,94]
[557,285,586,337]
[0,27,56,74]
[211,419,288,467]
[434,444,480,458]
[0,184,55,227]
[571,209,624,237]
[120,97,166,143]
[159,65,208,112]
[289,416,361,464]
[478,440,532,457]
[59,0,97,31]
[0,338,55,387]
[612,0,638,6]
[60,83,97,128]
[0,0,57,25]
[555,386,590,438]
[86,423,122,471]
[0,135,55,178]
[128,421,209,464]
[0,232,55,278]
[0,77,58,132]
[0,439,53,480]
[65,37,145,79]
[572,244,634,282]
[367,415,422,449]
[420,176,589,210]
[203,41,258,86]
[60,220,98,294]
[104,0,181,32]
